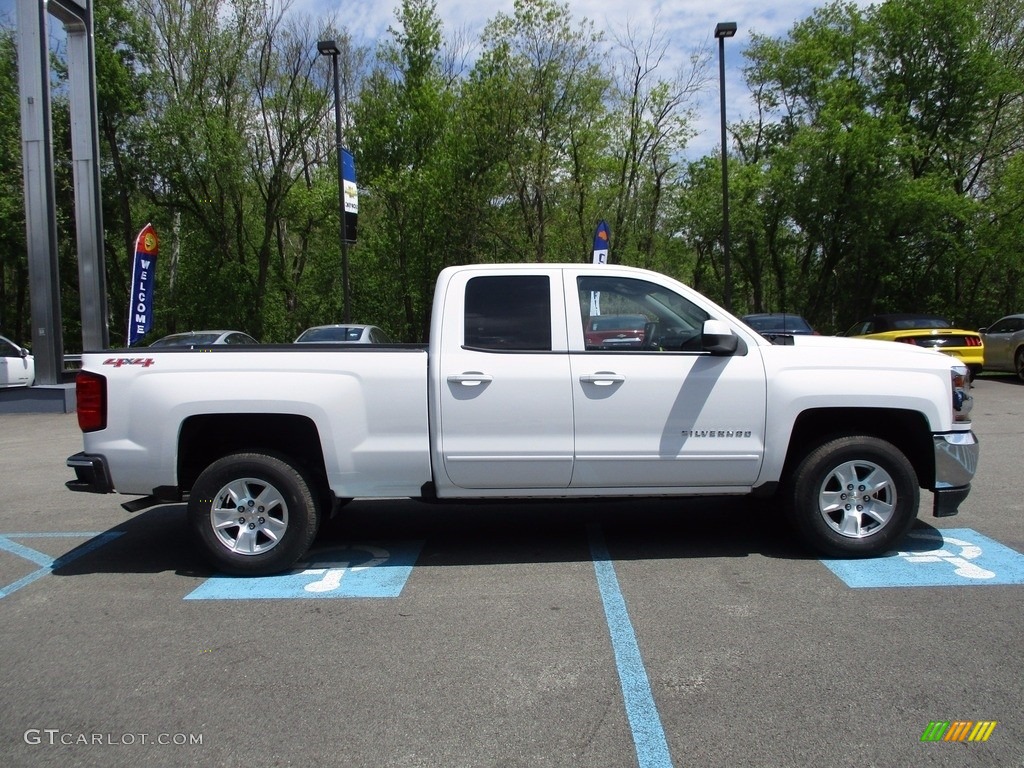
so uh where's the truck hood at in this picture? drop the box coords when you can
[780,332,961,366]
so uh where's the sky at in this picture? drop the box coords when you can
[290,0,875,160]
[1,0,875,160]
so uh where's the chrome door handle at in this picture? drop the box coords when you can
[580,372,625,386]
[447,372,493,386]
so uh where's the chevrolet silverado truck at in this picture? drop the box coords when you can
[66,263,979,575]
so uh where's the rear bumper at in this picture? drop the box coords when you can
[930,431,979,517]
[66,452,113,494]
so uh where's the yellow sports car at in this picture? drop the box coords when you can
[844,313,984,378]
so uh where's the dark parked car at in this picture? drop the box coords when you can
[742,313,817,342]
[584,314,648,349]
[979,313,1024,382]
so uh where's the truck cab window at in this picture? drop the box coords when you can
[465,275,552,351]
[577,276,709,352]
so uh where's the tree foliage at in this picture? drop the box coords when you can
[1,0,1022,348]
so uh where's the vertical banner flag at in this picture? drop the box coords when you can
[127,223,158,347]
[592,220,610,264]
[342,148,358,243]
[591,220,609,315]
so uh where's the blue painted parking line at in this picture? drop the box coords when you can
[184,541,424,599]
[588,524,673,768]
[822,528,1024,588]
[0,532,124,599]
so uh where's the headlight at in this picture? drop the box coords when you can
[951,365,972,423]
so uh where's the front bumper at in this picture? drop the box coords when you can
[931,431,979,517]
[66,452,113,494]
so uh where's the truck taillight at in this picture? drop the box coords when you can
[76,372,107,432]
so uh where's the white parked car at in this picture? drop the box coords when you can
[294,324,392,344]
[980,313,1024,382]
[0,333,35,388]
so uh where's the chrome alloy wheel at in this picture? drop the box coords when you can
[209,477,289,555]
[817,459,896,538]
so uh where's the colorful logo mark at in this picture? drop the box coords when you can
[921,721,997,742]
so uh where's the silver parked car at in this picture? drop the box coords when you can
[979,313,1024,382]
[0,333,35,388]
[150,330,259,348]
[294,324,392,344]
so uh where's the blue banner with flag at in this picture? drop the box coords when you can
[342,148,358,243]
[592,220,610,264]
[590,220,609,315]
[127,223,158,346]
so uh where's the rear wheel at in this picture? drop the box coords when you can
[1015,347,1024,383]
[188,452,319,575]
[787,436,918,557]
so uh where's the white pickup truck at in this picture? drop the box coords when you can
[67,263,978,575]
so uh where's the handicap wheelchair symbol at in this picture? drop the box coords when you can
[820,528,1024,588]
[896,531,995,580]
[184,540,424,599]
[300,545,390,593]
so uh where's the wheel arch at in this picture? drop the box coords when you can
[782,408,934,489]
[178,414,331,508]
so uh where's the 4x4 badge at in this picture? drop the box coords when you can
[102,357,155,368]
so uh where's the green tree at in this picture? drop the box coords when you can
[0,29,28,343]
[474,0,609,262]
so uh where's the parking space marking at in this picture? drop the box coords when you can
[0,532,124,599]
[822,528,1024,588]
[184,541,424,599]
[589,524,673,768]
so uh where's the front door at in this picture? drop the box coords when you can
[566,271,766,489]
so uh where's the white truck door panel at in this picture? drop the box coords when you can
[569,352,766,487]
[435,270,574,489]
[565,268,767,488]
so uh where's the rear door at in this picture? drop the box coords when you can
[434,268,574,490]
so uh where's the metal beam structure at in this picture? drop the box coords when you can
[16,0,108,385]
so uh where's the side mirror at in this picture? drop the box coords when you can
[702,320,739,356]
[20,348,29,358]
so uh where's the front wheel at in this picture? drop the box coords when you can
[787,436,919,557]
[188,452,320,575]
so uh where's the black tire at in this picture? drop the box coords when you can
[1015,347,1024,383]
[187,452,320,575]
[786,436,919,557]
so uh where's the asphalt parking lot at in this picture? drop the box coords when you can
[1,377,1022,768]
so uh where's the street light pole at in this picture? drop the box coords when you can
[317,39,351,323]
[715,21,737,313]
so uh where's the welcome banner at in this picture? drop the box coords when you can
[127,223,158,346]
[592,220,610,264]
[590,220,609,315]
[342,148,358,243]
